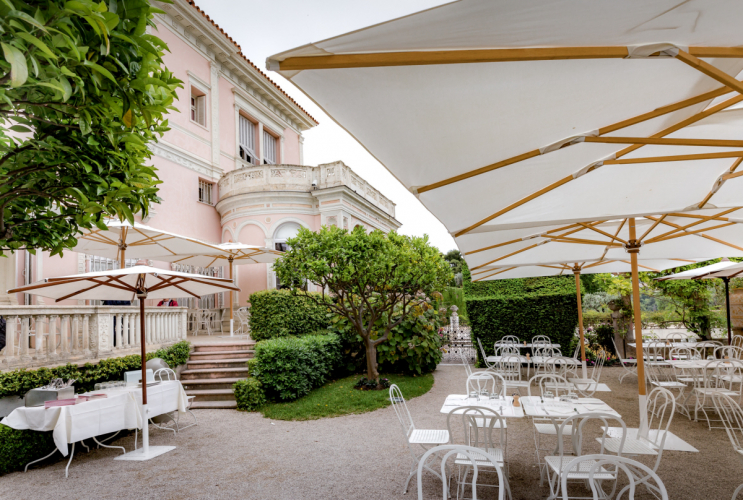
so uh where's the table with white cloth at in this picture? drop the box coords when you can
[521,396,620,419]
[439,394,525,418]
[0,380,188,473]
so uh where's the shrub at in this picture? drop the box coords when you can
[329,300,447,376]
[443,287,468,325]
[466,276,579,363]
[0,341,191,398]
[0,425,56,476]
[251,333,342,401]
[233,379,267,411]
[248,290,330,341]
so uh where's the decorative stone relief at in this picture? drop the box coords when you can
[343,217,348,229]
[326,216,337,226]
[326,167,335,176]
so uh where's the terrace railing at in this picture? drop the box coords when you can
[0,305,187,371]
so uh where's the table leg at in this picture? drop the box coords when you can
[65,443,75,478]
[92,436,126,455]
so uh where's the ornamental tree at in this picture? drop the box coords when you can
[273,225,452,386]
[0,0,181,255]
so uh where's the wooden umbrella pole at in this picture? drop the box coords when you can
[573,267,588,379]
[139,296,147,406]
[724,277,732,345]
[628,218,649,438]
[229,257,234,337]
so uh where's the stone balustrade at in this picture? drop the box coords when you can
[0,306,187,371]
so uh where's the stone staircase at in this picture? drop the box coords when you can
[181,341,254,409]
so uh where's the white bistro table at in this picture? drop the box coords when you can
[521,396,620,419]
[440,394,525,418]
[0,380,188,476]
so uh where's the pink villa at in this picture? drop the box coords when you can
[0,1,400,338]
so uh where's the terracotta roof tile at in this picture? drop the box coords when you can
[184,0,319,125]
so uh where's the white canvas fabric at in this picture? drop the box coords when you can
[7,265,240,302]
[75,220,223,261]
[158,242,282,267]
[461,209,743,281]
[269,0,743,238]
[656,259,743,280]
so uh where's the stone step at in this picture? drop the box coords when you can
[185,388,236,402]
[186,359,250,370]
[180,367,249,380]
[189,350,255,360]
[181,377,242,391]
[192,342,255,353]
[190,400,238,410]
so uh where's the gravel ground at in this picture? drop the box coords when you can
[1,365,740,499]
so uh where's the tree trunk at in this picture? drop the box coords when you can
[365,340,380,385]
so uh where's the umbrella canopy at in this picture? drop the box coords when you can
[76,220,223,266]
[655,258,743,344]
[7,266,240,460]
[268,0,743,234]
[158,243,283,336]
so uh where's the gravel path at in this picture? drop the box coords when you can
[1,365,740,499]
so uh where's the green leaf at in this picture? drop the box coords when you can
[1,42,28,87]
[7,10,48,31]
[15,32,58,60]
[83,59,116,83]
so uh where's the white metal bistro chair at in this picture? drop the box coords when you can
[234,307,251,338]
[446,407,510,500]
[499,354,531,391]
[545,413,627,500]
[528,373,575,484]
[501,335,520,345]
[477,337,501,373]
[466,372,505,400]
[710,390,743,500]
[533,335,552,348]
[390,384,450,495]
[645,357,689,418]
[417,444,509,500]
[461,351,474,379]
[716,345,743,361]
[691,359,743,429]
[569,351,606,398]
[733,335,743,350]
[612,338,637,384]
[560,455,668,500]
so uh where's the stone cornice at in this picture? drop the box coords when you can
[312,186,401,230]
[150,140,223,180]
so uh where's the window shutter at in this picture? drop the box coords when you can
[239,115,256,163]
[263,131,277,164]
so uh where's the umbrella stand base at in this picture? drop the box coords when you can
[114,445,176,461]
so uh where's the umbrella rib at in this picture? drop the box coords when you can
[418,78,743,195]
[464,222,585,255]
[599,218,628,261]
[152,275,202,299]
[583,260,616,269]
[698,158,743,208]
[473,266,518,282]
[604,151,743,165]
[451,91,743,237]
[638,215,666,242]
[578,222,628,245]
[54,277,130,302]
[551,237,622,246]
[645,207,740,243]
[675,50,743,96]
[583,137,743,148]
[276,46,743,71]
[646,222,737,243]
[618,260,660,272]
[646,215,743,252]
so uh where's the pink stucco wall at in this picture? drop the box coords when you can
[283,128,300,165]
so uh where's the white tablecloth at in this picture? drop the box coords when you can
[439,394,525,418]
[0,381,188,456]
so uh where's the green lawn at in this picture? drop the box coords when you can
[259,373,434,421]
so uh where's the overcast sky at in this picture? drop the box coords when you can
[194,0,457,252]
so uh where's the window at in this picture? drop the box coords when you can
[263,130,277,164]
[198,179,213,205]
[190,86,207,127]
[238,115,257,164]
[273,222,300,289]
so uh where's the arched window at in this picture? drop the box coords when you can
[272,222,302,289]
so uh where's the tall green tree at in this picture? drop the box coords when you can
[273,226,452,385]
[0,0,181,255]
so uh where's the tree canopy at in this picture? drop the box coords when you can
[273,225,452,383]
[0,0,181,255]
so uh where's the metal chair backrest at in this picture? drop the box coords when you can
[668,332,687,344]
[153,368,177,381]
[561,455,668,500]
[715,345,743,360]
[498,355,524,382]
[611,338,626,361]
[704,358,743,392]
[532,335,551,347]
[418,444,508,500]
[460,351,473,378]
[554,413,627,469]
[446,405,506,454]
[466,372,506,399]
[733,335,743,350]
[502,335,520,344]
[711,390,743,456]
[669,346,693,361]
[528,374,571,398]
[589,350,606,382]
[389,384,415,440]
[477,337,496,369]
[644,387,676,472]
[573,337,588,359]
[495,344,519,357]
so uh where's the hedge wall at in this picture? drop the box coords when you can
[248,290,330,341]
[465,276,579,362]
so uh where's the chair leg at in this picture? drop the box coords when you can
[92,436,126,455]
[24,447,59,472]
[733,482,743,500]
[65,442,75,478]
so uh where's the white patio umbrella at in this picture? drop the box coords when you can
[75,220,223,268]
[159,243,283,336]
[656,258,743,344]
[474,258,700,379]
[7,266,239,461]
[268,0,743,235]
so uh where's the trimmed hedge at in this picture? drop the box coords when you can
[233,378,267,411]
[248,290,330,341]
[250,333,342,401]
[466,276,579,362]
[0,341,191,476]
[0,341,192,399]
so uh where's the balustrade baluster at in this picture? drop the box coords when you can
[82,314,89,353]
[47,315,57,357]
[146,312,152,345]
[5,315,17,363]
[20,316,29,358]
[121,313,129,347]
[115,313,123,350]
[60,315,70,355]
[72,315,80,353]
[134,311,141,346]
